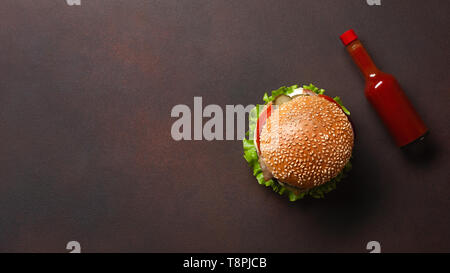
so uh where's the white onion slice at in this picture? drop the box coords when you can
[291,87,317,97]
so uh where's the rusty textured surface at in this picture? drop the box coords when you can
[0,0,449,252]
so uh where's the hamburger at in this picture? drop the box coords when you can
[243,84,354,201]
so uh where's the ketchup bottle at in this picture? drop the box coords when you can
[340,29,428,147]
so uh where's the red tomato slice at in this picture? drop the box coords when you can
[256,102,272,152]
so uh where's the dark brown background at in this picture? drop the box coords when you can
[0,0,449,253]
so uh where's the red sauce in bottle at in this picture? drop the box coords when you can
[340,29,428,147]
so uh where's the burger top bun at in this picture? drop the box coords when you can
[259,95,354,190]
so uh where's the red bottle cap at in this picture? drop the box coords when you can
[340,29,358,46]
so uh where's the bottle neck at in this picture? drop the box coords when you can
[346,40,379,79]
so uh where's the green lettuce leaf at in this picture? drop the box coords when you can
[243,84,352,201]
[263,85,298,104]
[303,83,326,95]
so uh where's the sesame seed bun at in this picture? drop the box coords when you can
[259,95,354,190]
